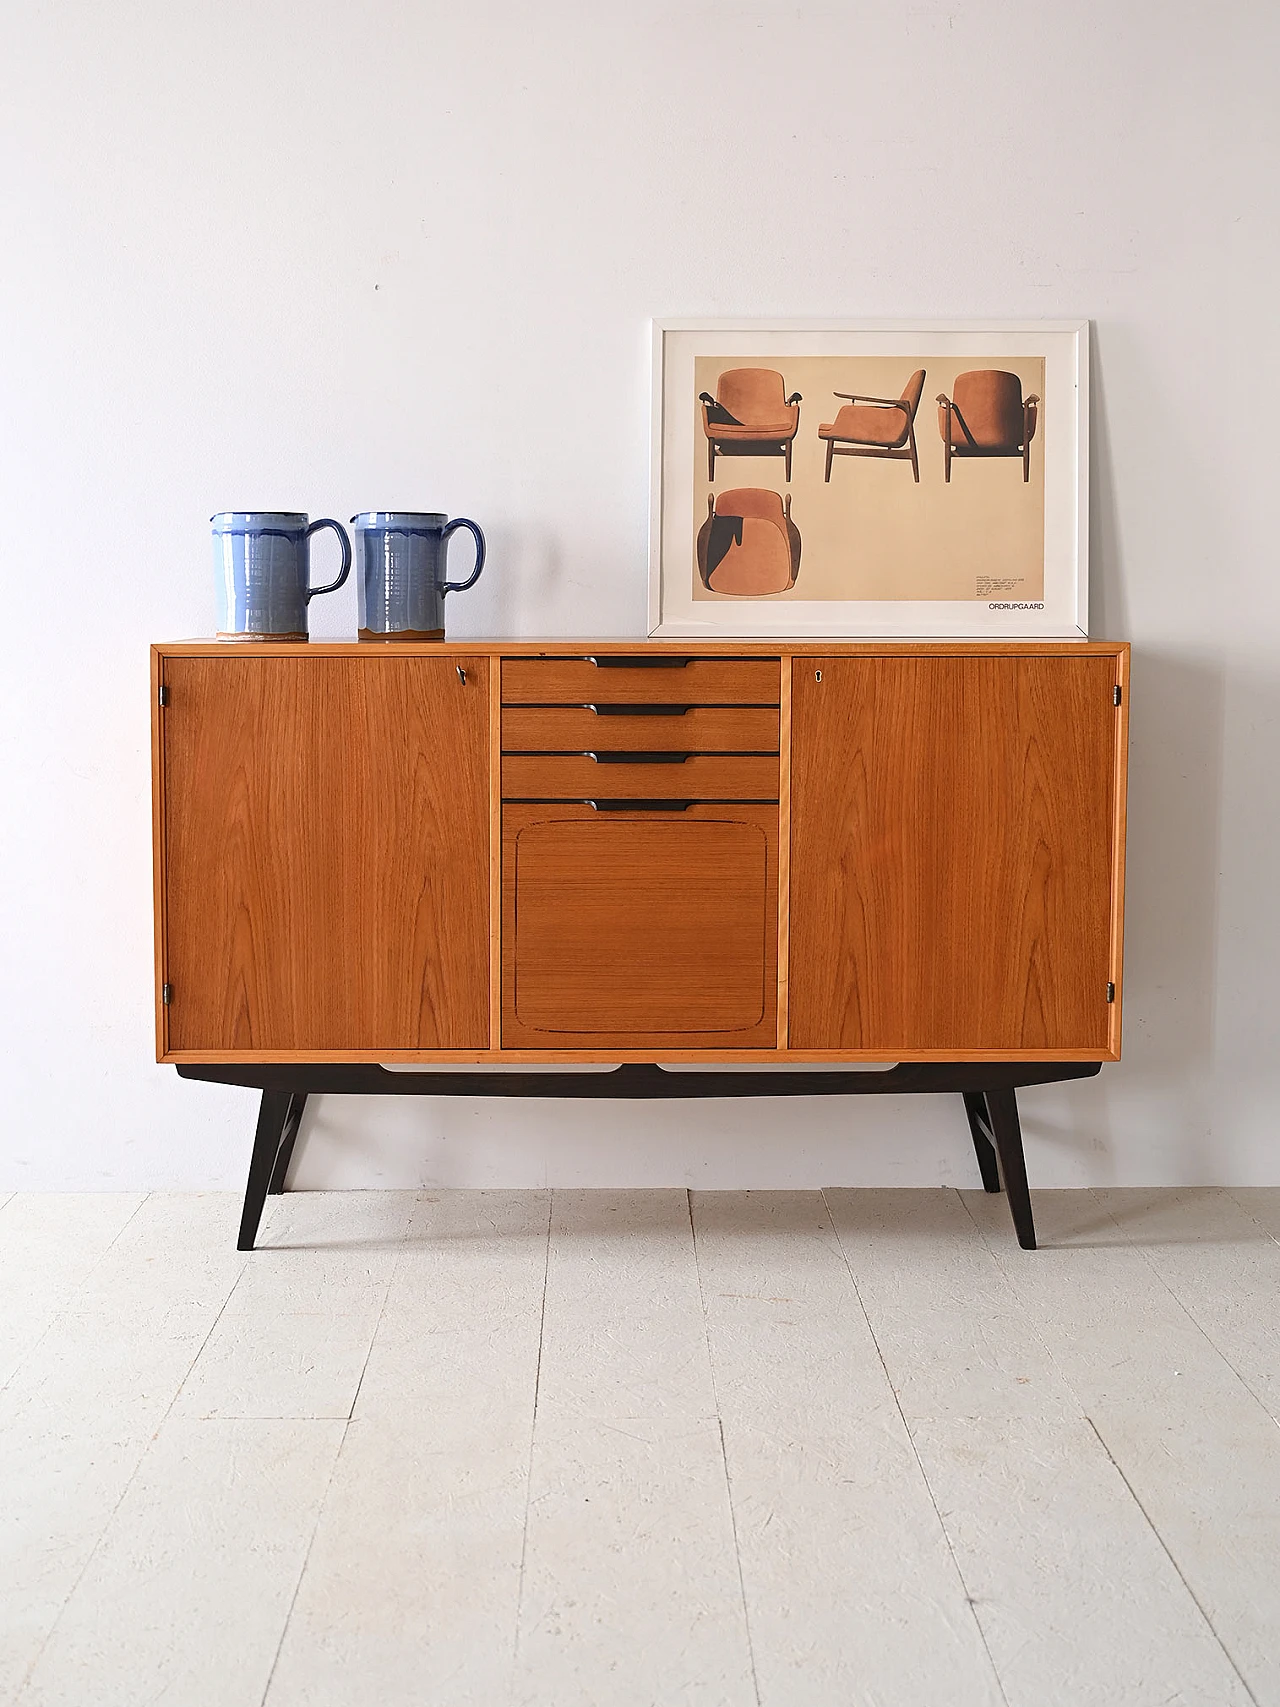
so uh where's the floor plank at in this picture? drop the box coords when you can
[0,1195,247,1704]
[1230,1188,1280,1243]
[830,1188,1251,1707]
[824,1187,1063,1423]
[694,1190,1001,1707]
[967,1187,1280,1705]
[512,1189,755,1707]
[911,1410,1253,1707]
[16,1418,344,1707]
[267,1192,549,1707]
[173,1193,415,1421]
[1094,1187,1280,1421]
[6,1187,1280,1707]
[0,1194,145,1390]
[0,1407,145,1707]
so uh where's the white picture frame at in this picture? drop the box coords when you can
[648,319,1089,639]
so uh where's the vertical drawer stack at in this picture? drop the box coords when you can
[498,653,783,1049]
[500,654,781,805]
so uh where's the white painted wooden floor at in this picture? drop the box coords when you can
[3,1187,1280,1706]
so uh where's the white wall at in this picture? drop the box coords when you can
[2,0,1277,1192]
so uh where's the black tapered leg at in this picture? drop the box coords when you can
[238,1090,293,1252]
[962,1092,1001,1193]
[267,1093,308,1195]
[984,1087,1036,1249]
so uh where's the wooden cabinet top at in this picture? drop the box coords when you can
[154,638,1129,658]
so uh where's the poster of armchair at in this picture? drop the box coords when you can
[697,489,801,595]
[650,321,1087,638]
[936,370,1040,482]
[699,369,802,481]
[818,368,926,483]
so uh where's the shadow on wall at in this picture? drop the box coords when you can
[278,647,1235,1193]
[281,664,1236,1190]
[1095,646,1225,1163]
[276,328,1263,1193]
[283,1091,979,1192]
[1021,329,1234,1182]
[1118,647,1226,1084]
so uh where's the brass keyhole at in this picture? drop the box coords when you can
[815,669,822,682]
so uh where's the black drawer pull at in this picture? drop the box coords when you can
[587,703,692,717]
[587,655,693,669]
[587,751,690,765]
[587,799,695,812]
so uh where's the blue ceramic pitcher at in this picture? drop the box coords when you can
[212,513,352,640]
[352,512,486,641]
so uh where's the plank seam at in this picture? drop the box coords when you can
[510,1190,553,1694]
[822,1187,1013,1707]
[686,1188,763,1707]
[1082,1416,1260,1707]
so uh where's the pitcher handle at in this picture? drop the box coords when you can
[440,518,486,595]
[304,518,352,600]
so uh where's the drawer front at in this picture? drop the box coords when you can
[502,753,779,801]
[502,656,780,706]
[502,802,778,1049]
[502,704,780,753]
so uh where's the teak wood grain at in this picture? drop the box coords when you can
[1107,644,1130,1056]
[161,655,490,1052]
[160,640,1125,656]
[501,705,780,753]
[151,648,170,1058]
[489,660,503,1047]
[777,657,792,1044]
[152,639,1127,1065]
[501,803,778,1050]
[501,657,780,705]
[500,753,779,801]
[788,655,1119,1054]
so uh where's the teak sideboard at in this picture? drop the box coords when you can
[151,639,1129,1251]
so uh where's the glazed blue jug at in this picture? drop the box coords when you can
[212,513,352,640]
[352,512,486,641]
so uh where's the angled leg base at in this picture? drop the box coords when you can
[268,1093,307,1195]
[191,1060,1086,1253]
[238,1090,295,1252]
[983,1088,1036,1250]
[962,1091,1002,1193]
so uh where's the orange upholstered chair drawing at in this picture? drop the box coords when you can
[696,489,801,596]
[816,369,926,484]
[699,370,802,482]
[936,370,1040,482]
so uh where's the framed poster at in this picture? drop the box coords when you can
[649,320,1088,638]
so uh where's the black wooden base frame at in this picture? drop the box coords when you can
[178,1060,1102,1254]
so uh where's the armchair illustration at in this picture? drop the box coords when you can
[699,369,802,482]
[936,370,1040,482]
[816,368,926,483]
[696,488,801,596]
